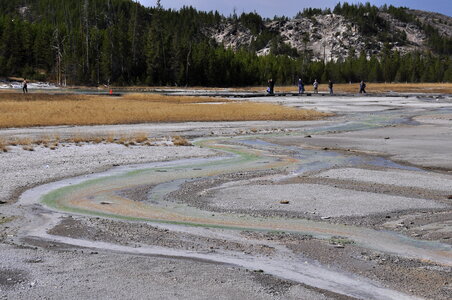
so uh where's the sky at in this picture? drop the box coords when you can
[137,0,452,18]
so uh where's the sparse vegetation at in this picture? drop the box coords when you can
[22,145,35,151]
[329,236,355,246]
[172,136,192,146]
[0,138,9,152]
[0,216,15,224]
[133,133,149,144]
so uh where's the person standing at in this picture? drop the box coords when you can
[267,79,275,95]
[298,78,305,94]
[328,80,334,95]
[22,79,28,93]
[313,79,319,94]
[359,81,366,94]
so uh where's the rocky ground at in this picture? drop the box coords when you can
[1,93,451,299]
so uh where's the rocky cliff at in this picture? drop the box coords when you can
[203,9,451,61]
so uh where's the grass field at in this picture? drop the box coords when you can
[0,93,329,128]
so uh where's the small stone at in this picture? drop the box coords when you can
[279,200,290,204]
[253,269,264,273]
[321,216,331,220]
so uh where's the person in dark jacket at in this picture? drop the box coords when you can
[359,81,367,94]
[267,79,275,95]
[22,79,28,93]
[328,80,334,95]
[298,78,305,94]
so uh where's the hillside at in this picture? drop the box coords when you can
[205,5,452,62]
[0,1,451,86]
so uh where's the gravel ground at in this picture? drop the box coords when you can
[292,124,452,170]
[204,183,445,217]
[0,242,339,300]
[0,143,214,204]
[1,94,451,299]
[314,168,452,192]
[242,231,452,300]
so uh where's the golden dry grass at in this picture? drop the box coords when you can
[172,136,192,146]
[133,132,149,144]
[0,93,329,128]
[0,138,9,152]
[122,93,228,103]
[242,83,452,94]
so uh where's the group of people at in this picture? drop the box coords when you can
[297,78,335,95]
[267,78,367,95]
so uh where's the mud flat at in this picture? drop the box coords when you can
[1,93,452,299]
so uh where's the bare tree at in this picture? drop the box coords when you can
[83,0,90,70]
[131,0,139,64]
[52,29,66,86]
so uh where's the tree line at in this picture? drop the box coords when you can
[0,0,451,86]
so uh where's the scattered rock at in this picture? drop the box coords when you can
[253,269,264,273]
[25,258,43,264]
[321,216,331,220]
[100,201,113,205]
[279,200,290,205]
[384,137,390,140]
[305,135,312,138]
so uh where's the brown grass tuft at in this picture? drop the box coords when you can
[133,132,149,144]
[105,134,115,143]
[172,136,192,146]
[70,134,85,144]
[0,138,9,152]
[17,138,32,145]
[90,136,104,144]
[117,136,128,145]
[22,145,34,151]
